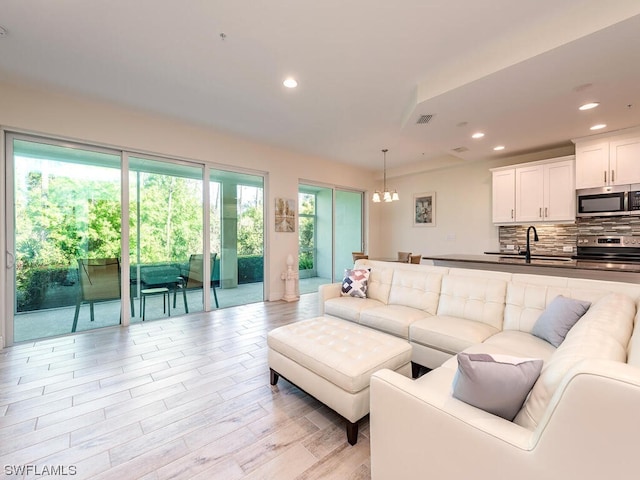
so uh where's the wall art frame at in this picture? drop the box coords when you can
[275,197,296,232]
[413,192,436,227]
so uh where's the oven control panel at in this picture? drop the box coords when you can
[577,235,640,246]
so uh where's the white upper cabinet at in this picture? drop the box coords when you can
[575,142,609,189]
[575,131,640,188]
[515,164,545,222]
[491,156,575,225]
[610,137,640,185]
[543,160,576,221]
[492,169,516,223]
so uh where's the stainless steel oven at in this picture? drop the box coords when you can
[575,235,640,262]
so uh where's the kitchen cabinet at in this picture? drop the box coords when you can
[575,135,640,188]
[610,137,640,185]
[491,156,575,224]
[491,169,516,223]
[543,160,576,221]
[575,142,608,189]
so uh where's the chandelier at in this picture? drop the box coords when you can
[372,148,399,203]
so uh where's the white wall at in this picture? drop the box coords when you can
[0,79,375,313]
[373,146,575,259]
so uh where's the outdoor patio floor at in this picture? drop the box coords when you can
[13,277,332,344]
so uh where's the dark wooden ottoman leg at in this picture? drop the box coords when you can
[270,368,280,386]
[346,420,359,445]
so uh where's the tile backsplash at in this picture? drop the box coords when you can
[498,217,640,255]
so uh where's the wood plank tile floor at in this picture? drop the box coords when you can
[0,294,372,479]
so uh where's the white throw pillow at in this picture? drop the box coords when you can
[452,352,543,421]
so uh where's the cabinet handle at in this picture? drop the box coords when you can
[604,170,607,183]
[545,207,548,218]
[539,207,542,218]
[611,170,615,183]
[511,209,514,219]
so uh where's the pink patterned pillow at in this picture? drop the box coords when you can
[341,268,370,298]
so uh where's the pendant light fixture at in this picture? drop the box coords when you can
[372,149,399,203]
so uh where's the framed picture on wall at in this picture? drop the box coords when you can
[275,197,296,232]
[413,192,436,227]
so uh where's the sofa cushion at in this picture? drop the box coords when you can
[437,275,507,330]
[366,265,395,304]
[341,268,370,298]
[452,352,543,421]
[514,293,636,430]
[387,270,443,314]
[482,330,556,362]
[531,295,591,347]
[324,297,384,323]
[360,305,432,339]
[410,315,500,356]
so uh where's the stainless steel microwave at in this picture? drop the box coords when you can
[576,186,628,217]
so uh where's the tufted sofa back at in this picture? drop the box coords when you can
[436,275,507,330]
[504,274,640,333]
[388,269,443,314]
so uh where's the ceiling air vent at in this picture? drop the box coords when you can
[416,114,434,125]
[452,146,469,153]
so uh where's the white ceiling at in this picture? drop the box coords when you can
[1,1,640,173]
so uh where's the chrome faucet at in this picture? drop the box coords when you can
[525,226,539,263]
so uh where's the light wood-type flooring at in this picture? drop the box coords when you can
[0,294,373,479]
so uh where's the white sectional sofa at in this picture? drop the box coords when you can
[318,259,640,480]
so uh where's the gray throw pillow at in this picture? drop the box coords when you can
[452,352,543,421]
[532,295,591,347]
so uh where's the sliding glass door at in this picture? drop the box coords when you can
[4,133,266,345]
[298,184,363,293]
[334,189,364,281]
[7,135,122,342]
[211,169,265,308]
[129,156,204,319]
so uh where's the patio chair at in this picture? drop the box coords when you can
[409,254,422,264]
[73,258,133,332]
[352,252,368,262]
[397,251,412,263]
[176,253,219,312]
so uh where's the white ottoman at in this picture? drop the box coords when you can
[267,316,412,445]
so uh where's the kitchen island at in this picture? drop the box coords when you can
[422,253,640,284]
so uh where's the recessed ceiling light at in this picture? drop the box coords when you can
[493,145,505,151]
[283,77,298,88]
[579,102,600,110]
[471,132,485,139]
[590,124,607,130]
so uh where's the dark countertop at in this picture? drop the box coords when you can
[422,253,640,273]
